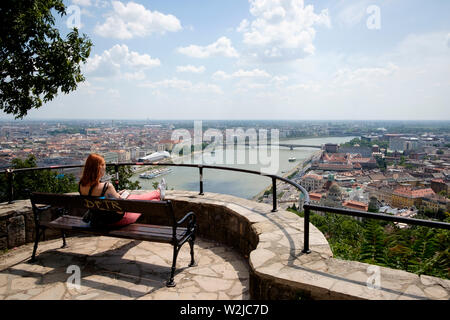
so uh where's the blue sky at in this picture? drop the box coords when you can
[3,0,450,120]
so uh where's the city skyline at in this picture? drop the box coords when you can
[1,0,449,121]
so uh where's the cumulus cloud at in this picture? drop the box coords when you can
[85,44,160,79]
[238,0,330,60]
[94,1,182,39]
[177,37,239,58]
[176,65,206,73]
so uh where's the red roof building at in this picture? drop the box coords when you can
[342,200,368,211]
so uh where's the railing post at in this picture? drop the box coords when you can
[271,177,277,212]
[6,169,14,204]
[199,166,204,195]
[114,163,119,190]
[302,205,311,254]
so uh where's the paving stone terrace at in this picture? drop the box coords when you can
[0,236,249,300]
[1,190,449,300]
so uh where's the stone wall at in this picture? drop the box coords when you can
[0,200,74,251]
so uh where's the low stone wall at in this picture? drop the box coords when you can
[1,191,449,300]
[0,200,83,251]
[0,200,34,250]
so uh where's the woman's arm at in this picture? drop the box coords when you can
[105,183,122,199]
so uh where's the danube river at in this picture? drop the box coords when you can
[131,136,355,199]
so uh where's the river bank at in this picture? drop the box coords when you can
[251,149,322,201]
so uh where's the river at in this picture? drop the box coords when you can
[131,136,355,199]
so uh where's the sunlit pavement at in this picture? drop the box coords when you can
[0,235,249,300]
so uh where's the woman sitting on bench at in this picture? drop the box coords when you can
[79,153,164,227]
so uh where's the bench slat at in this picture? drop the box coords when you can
[41,216,188,243]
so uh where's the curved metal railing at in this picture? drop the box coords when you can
[1,162,449,254]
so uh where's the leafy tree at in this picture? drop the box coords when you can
[375,156,387,172]
[285,203,450,279]
[359,219,387,266]
[408,227,440,275]
[437,190,447,197]
[0,0,92,118]
[106,165,141,191]
[368,196,379,213]
[0,154,78,202]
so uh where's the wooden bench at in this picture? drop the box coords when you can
[29,192,197,287]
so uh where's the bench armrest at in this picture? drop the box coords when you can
[176,211,196,227]
[30,204,52,224]
[174,211,196,246]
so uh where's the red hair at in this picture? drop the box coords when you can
[79,153,106,187]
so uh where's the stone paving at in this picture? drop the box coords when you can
[0,235,250,300]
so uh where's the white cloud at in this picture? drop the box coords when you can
[176,65,206,73]
[177,37,239,58]
[287,82,321,92]
[447,33,450,47]
[123,71,146,81]
[212,68,270,80]
[77,81,105,95]
[139,78,223,94]
[238,0,330,60]
[236,19,250,32]
[233,69,270,78]
[271,75,289,85]
[85,44,160,79]
[212,70,231,80]
[331,63,399,87]
[71,0,92,6]
[94,1,182,39]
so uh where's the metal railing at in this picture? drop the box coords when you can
[1,162,449,254]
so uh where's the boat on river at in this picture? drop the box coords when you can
[139,167,173,179]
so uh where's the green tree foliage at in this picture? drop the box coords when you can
[341,138,389,150]
[0,0,92,118]
[359,219,387,266]
[375,156,387,172]
[106,165,141,191]
[368,197,379,213]
[0,154,78,202]
[289,207,449,279]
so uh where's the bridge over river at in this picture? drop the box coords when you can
[236,142,322,150]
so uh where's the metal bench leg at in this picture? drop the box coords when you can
[188,238,196,267]
[61,231,67,248]
[166,245,180,287]
[29,227,40,263]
